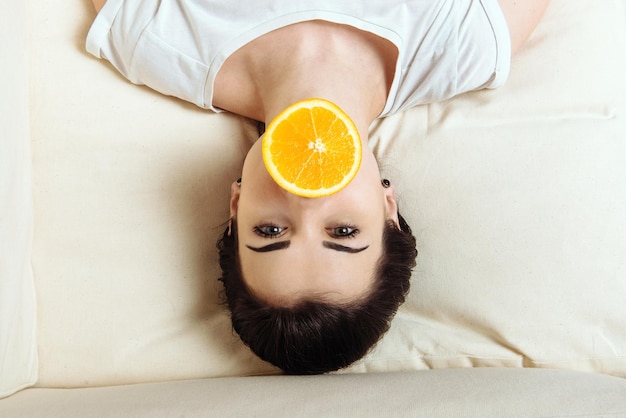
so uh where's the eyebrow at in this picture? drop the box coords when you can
[245,241,369,254]
[322,241,369,254]
[246,241,291,253]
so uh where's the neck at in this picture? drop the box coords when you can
[215,21,396,143]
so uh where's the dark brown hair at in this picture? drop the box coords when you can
[217,214,417,374]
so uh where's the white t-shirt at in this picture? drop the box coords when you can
[86,0,511,117]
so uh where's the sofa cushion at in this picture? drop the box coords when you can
[2,369,626,417]
[0,1,38,399]
[29,0,626,387]
[356,0,626,374]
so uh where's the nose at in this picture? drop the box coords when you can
[285,190,322,207]
[282,184,339,205]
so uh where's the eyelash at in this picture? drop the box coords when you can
[253,224,286,239]
[253,224,359,239]
[328,225,359,239]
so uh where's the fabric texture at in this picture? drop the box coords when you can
[0,0,38,399]
[85,0,510,117]
[360,0,626,374]
[22,0,626,388]
[2,369,626,417]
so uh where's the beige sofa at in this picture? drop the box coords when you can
[2,0,626,416]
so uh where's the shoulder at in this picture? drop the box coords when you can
[92,0,107,13]
[497,0,550,54]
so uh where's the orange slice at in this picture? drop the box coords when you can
[262,98,362,198]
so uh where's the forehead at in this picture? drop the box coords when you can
[239,238,382,306]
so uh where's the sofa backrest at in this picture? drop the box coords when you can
[0,0,38,399]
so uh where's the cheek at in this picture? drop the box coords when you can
[239,180,284,210]
[336,185,387,221]
[240,160,282,201]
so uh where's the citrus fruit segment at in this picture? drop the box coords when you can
[262,98,362,198]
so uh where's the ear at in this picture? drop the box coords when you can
[384,183,400,228]
[230,181,241,218]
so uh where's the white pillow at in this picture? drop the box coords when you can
[355,0,626,375]
[0,1,38,398]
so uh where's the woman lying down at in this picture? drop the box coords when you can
[86,0,549,374]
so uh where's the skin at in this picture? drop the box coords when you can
[230,137,399,305]
[223,21,399,305]
[91,0,550,305]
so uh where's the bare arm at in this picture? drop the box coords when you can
[498,0,551,55]
[92,0,107,13]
